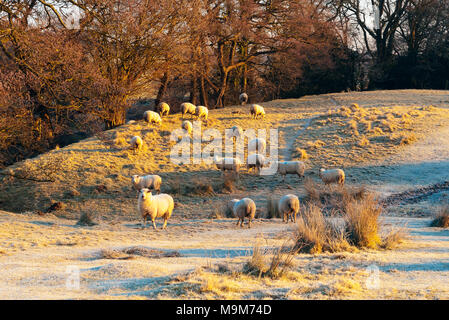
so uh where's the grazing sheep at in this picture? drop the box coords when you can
[250,104,265,119]
[131,174,162,193]
[143,110,162,125]
[157,102,170,116]
[247,153,265,174]
[319,168,345,185]
[278,194,300,223]
[130,136,143,151]
[239,93,248,105]
[138,189,174,229]
[248,138,266,154]
[214,156,241,173]
[233,198,256,228]
[227,125,243,141]
[182,120,193,134]
[195,105,208,121]
[181,102,196,118]
[277,161,305,181]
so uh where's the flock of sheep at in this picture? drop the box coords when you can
[128,94,346,229]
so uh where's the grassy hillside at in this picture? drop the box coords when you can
[0,89,448,221]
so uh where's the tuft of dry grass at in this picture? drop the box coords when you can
[396,133,417,145]
[242,241,296,279]
[293,147,309,160]
[344,195,382,249]
[222,171,238,193]
[357,135,370,147]
[76,211,97,226]
[431,205,449,228]
[187,177,216,196]
[293,203,351,254]
[99,246,181,260]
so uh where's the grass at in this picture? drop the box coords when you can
[76,211,97,226]
[431,205,449,228]
[99,246,181,260]
[266,196,280,219]
[294,195,406,253]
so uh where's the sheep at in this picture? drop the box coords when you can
[182,120,193,135]
[319,168,345,185]
[130,136,143,151]
[250,104,265,119]
[233,197,256,228]
[143,110,162,125]
[181,102,196,119]
[228,125,243,140]
[138,188,174,229]
[131,174,162,194]
[195,105,208,121]
[248,138,266,154]
[214,156,241,173]
[277,161,305,181]
[247,153,265,174]
[239,93,248,105]
[157,102,170,116]
[278,194,300,223]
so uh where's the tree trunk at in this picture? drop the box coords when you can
[191,74,198,105]
[199,75,208,109]
[155,72,169,107]
[215,72,228,109]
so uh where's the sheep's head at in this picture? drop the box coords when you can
[132,175,141,186]
[139,188,152,200]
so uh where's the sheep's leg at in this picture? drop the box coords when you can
[142,217,147,229]
[152,219,157,230]
[162,219,168,230]
[236,218,240,226]
[283,213,286,223]
[240,219,244,227]
[248,219,251,229]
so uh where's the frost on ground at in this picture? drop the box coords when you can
[0,90,449,299]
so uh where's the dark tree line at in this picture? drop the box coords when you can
[1,0,448,167]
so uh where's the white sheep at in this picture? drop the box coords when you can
[250,104,265,119]
[131,174,162,193]
[278,194,300,223]
[143,110,162,125]
[181,102,196,118]
[277,161,305,181]
[158,102,170,116]
[239,93,248,105]
[319,168,345,185]
[182,120,193,135]
[195,105,208,121]
[130,136,143,151]
[233,198,256,228]
[248,138,266,154]
[138,189,174,229]
[214,156,241,173]
[247,153,265,174]
[227,125,243,141]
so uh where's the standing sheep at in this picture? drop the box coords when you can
[143,110,162,125]
[181,102,196,119]
[233,198,256,228]
[247,153,265,174]
[157,102,170,116]
[130,136,143,151]
[239,93,248,105]
[182,120,193,135]
[278,194,300,223]
[319,168,345,185]
[138,189,174,229]
[250,104,265,119]
[277,161,305,181]
[131,174,162,194]
[195,105,208,121]
[214,156,242,173]
[248,138,266,154]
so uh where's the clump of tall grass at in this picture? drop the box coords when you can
[431,205,449,228]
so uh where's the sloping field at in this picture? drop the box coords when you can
[0,89,449,299]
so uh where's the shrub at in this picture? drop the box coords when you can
[431,205,449,228]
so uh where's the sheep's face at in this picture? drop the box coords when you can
[132,175,140,184]
[139,188,151,200]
